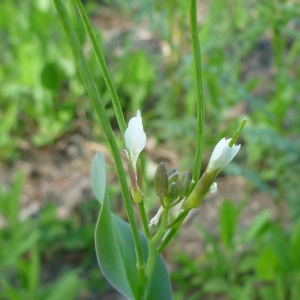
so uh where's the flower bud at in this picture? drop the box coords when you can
[124,110,146,176]
[167,182,179,202]
[167,168,177,177]
[184,122,245,209]
[154,162,168,197]
[168,169,179,184]
[179,171,192,198]
[207,138,240,175]
[125,110,146,204]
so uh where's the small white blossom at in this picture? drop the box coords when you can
[209,182,218,194]
[149,206,164,227]
[124,110,146,174]
[207,138,240,174]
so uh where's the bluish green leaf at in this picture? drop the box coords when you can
[95,205,173,299]
[92,151,106,204]
[95,190,136,299]
[94,152,172,299]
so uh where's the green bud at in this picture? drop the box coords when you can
[180,171,192,198]
[168,170,179,183]
[167,168,177,177]
[167,182,179,201]
[154,162,168,197]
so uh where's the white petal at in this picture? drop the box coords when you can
[127,110,143,129]
[169,201,183,218]
[149,206,164,227]
[207,138,240,173]
[209,182,218,194]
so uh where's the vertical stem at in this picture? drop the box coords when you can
[190,0,205,183]
[52,0,145,274]
[157,213,186,254]
[143,207,170,299]
[138,202,151,240]
[74,0,127,136]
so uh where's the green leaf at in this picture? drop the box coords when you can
[203,277,229,293]
[95,206,173,299]
[41,61,65,90]
[290,219,300,268]
[44,271,82,300]
[219,200,238,248]
[94,152,172,299]
[242,210,271,242]
[255,247,278,280]
[92,151,106,204]
[265,228,293,272]
[95,190,135,299]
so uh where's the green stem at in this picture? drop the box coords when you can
[157,214,186,254]
[74,0,127,136]
[138,202,151,240]
[143,207,170,299]
[190,0,205,183]
[165,209,190,230]
[228,118,247,147]
[53,0,144,271]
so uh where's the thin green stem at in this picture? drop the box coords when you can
[157,214,186,254]
[190,0,205,183]
[53,0,144,271]
[138,202,151,240]
[165,209,190,230]
[143,207,170,299]
[228,118,247,147]
[74,0,127,136]
[152,207,171,246]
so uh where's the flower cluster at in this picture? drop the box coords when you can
[124,110,242,223]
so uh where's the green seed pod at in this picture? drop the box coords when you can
[180,171,191,198]
[168,169,179,183]
[154,162,168,197]
[167,182,179,201]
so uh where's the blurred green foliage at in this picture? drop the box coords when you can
[172,200,300,300]
[1,0,300,298]
[0,174,109,299]
[0,0,79,156]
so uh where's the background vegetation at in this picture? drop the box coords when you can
[1,0,300,299]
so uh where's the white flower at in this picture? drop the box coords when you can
[124,110,146,174]
[207,138,240,174]
[209,182,218,194]
[149,206,164,227]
